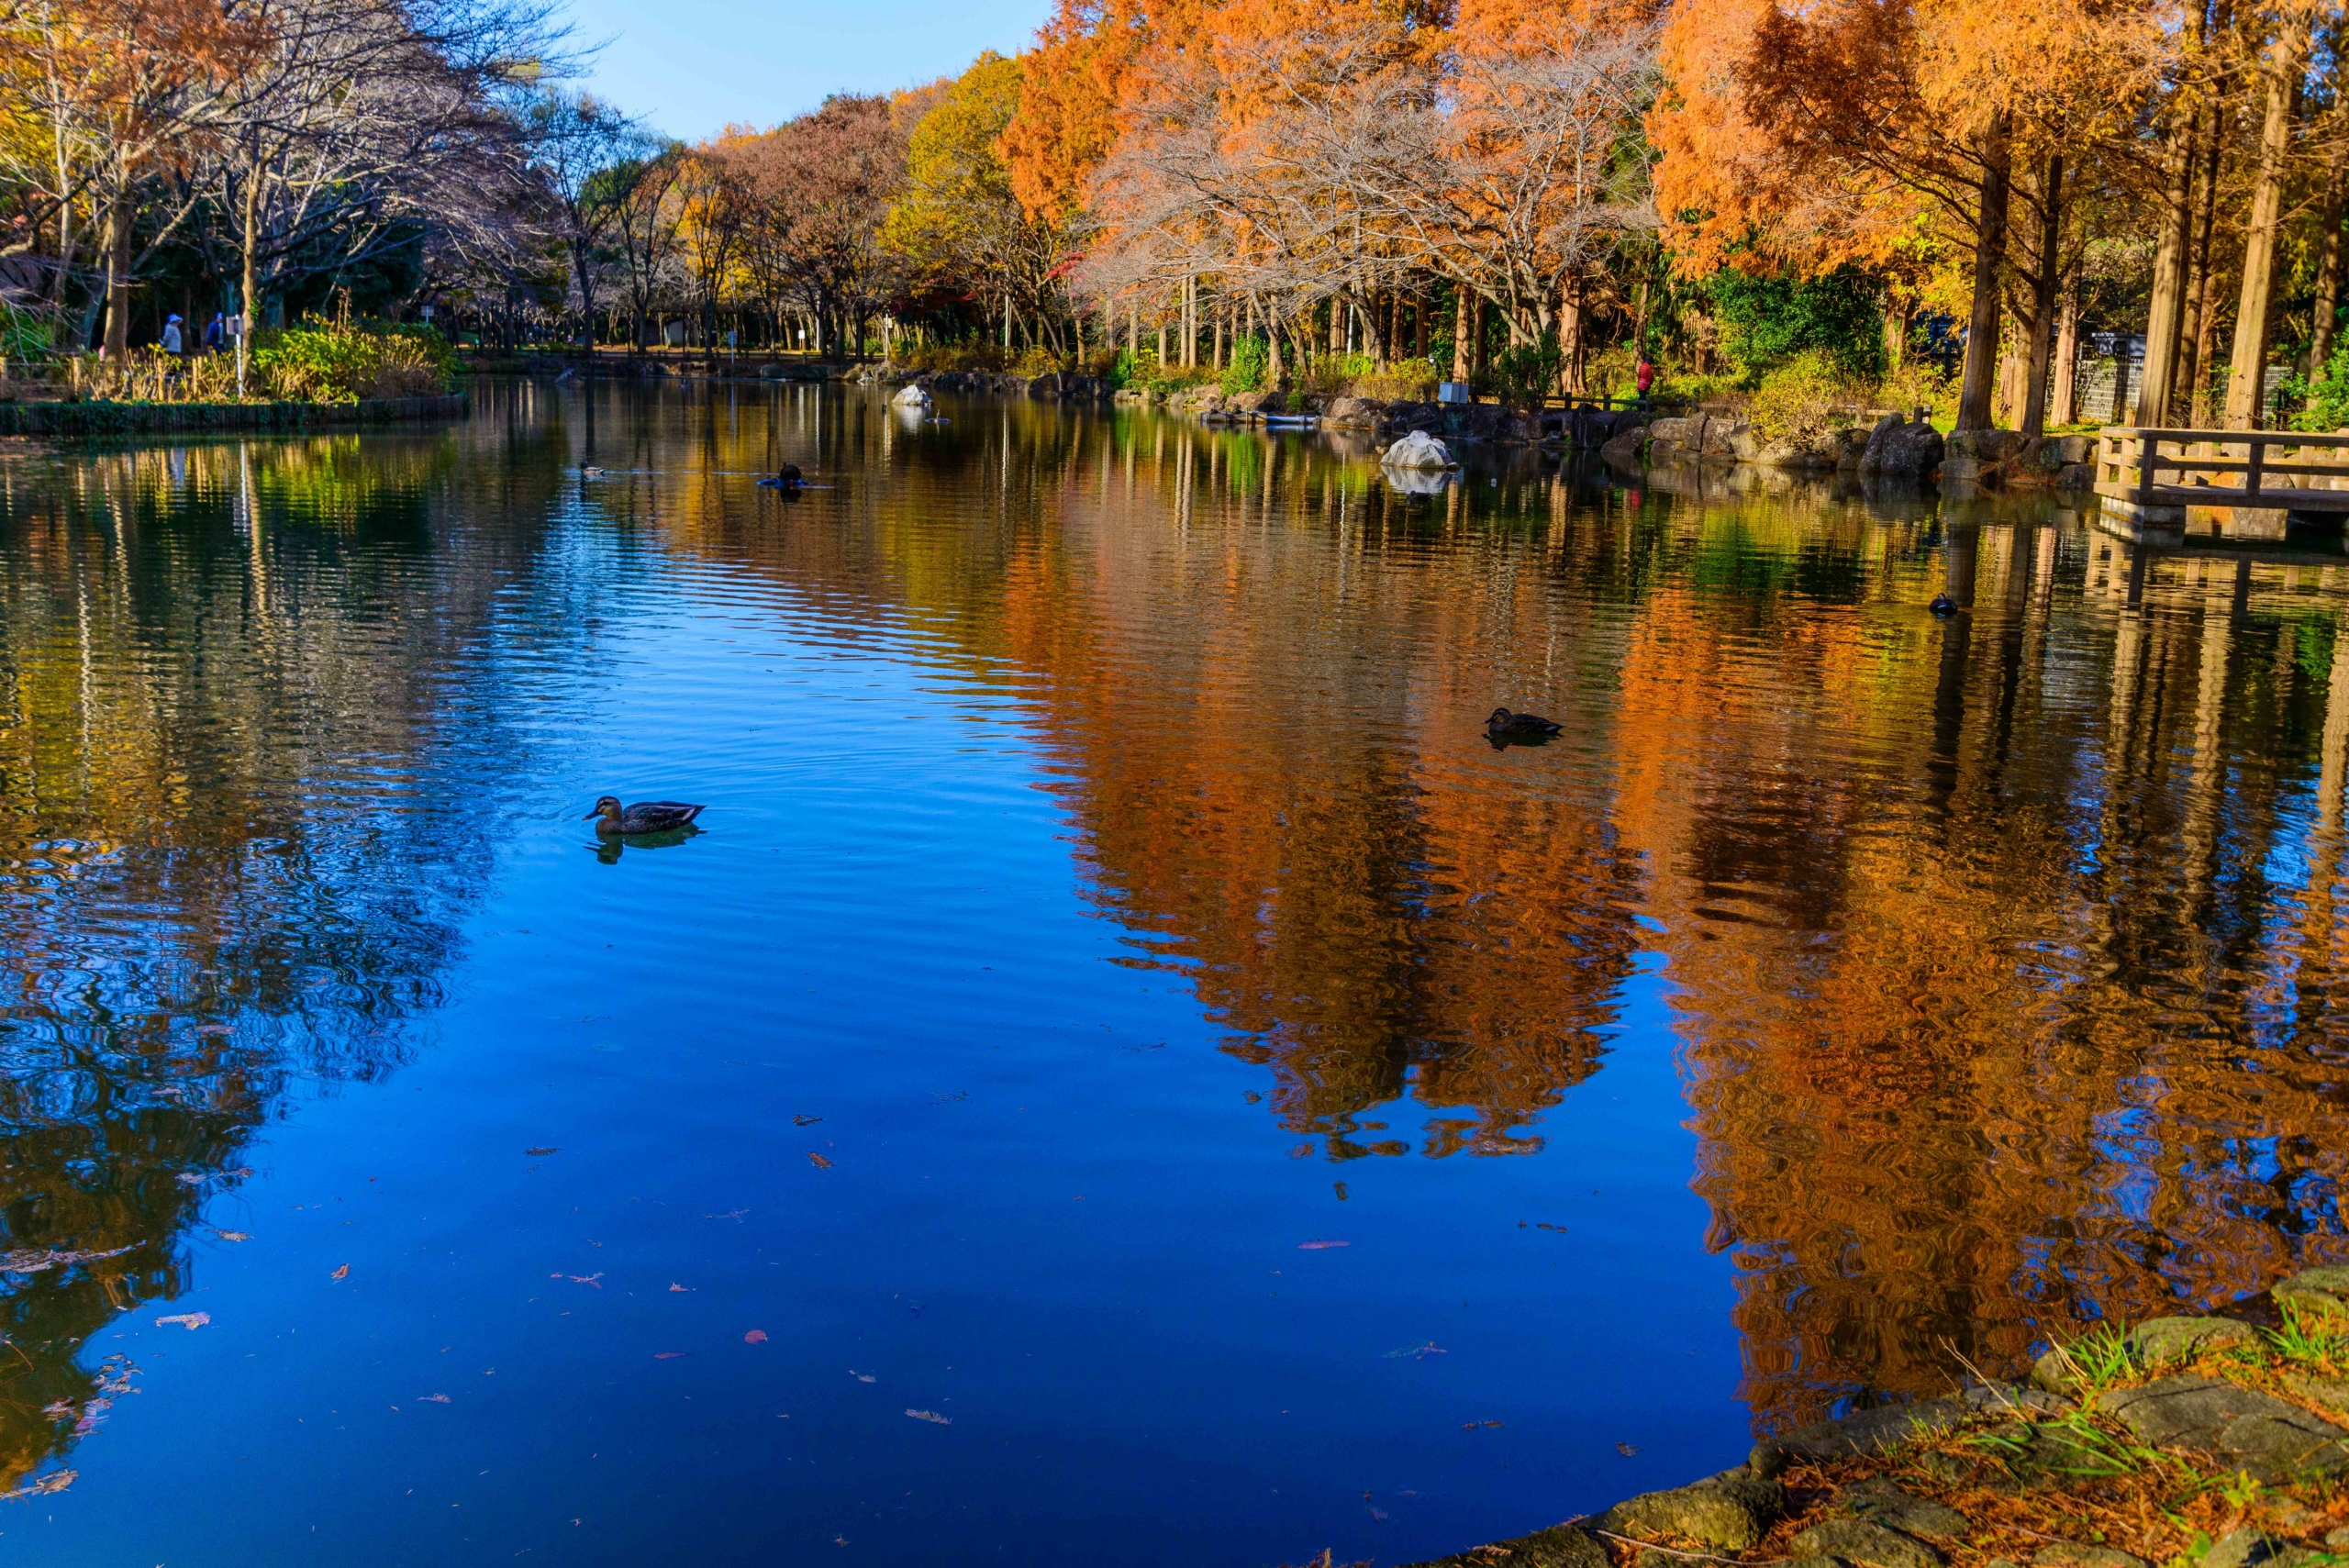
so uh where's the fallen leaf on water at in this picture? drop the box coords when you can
[0,1244,137,1273]
[654,1351,687,1360]
[1371,1508,1390,1521]
[807,1153,833,1169]
[215,1230,250,1242]
[793,1115,822,1127]
[174,1173,205,1185]
[562,1273,604,1287]
[1462,1420,1504,1429]
[1297,1240,1349,1251]
[155,1312,210,1330]
[195,1023,232,1037]
[849,1371,875,1383]
[1287,1143,1313,1159]
[905,1408,952,1425]
[744,1329,768,1344]
[526,1147,559,1157]
[1616,1441,1640,1456]
[0,1468,74,1501]
[1382,1341,1445,1360]
[668,1284,693,1293]
[419,1394,450,1404]
[331,1264,350,1280]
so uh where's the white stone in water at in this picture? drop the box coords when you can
[1381,430,1455,470]
[892,384,932,407]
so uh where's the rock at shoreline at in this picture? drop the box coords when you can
[1594,1473,1784,1551]
[2275,1265,2349,1318]
[1382,430,1456,471]
[1788,1518,1944,1568]
[1859,415,1943,479]
[1323,395,1383,429]
[2099,1373,2349,1483]
[1835,1479,1969,1542]
[891,384,931,408]
[1756,1384,2065,1473]
[2032,1543,2147,1568]
[1397,1521,1609,1568]
[2132,1315,2259,1368]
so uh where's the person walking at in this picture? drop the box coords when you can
[1634,354,1655,405]
[161,314,184,354]
[205,315,224,353]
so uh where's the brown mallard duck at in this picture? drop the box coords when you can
[585,796,707,836]
[1486,707,1563,740]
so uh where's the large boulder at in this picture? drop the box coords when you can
[1382,430,1457,470]
[1600,422,1651,466]
[1324,396,1385,429]
[1595,1473,1786,1551]
[1860,414,1945,478]
[891,383,932,408]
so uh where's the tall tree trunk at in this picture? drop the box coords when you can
[1361,293,1384,361]
[103,186,133,359]
[2051,268,2081,428]
[1330,289,1346,354]
[1956,110,2013,431]
[2225,17,2307,430]
[1452,288,1471,382]
[2177,127,2223,418]
[1414,291,1429,361]
[1557,273,1586,397]
[2311,153,2346,379]
[2021,154,2065,438]
[2135,111,2199,426]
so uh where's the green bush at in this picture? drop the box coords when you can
[0,302,53,361]
[1708,267,1886,383]
[252,321,457,401]
[1219,335,1267,395]
[1487,337,1563,413]
[2286,353,2349,431]
[1745,350,1857,449]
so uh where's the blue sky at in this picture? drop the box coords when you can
[560,0,1053,139]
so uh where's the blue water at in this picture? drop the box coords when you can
[2,380,2345,1564]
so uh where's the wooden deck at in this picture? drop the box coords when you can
[2096,427,2349,541]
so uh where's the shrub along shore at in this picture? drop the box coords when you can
[1393,1267,2349,1568]
[0,392,468,439]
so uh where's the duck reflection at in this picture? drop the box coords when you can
[589,823,705,863]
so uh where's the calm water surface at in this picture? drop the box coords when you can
[2,382,2345,1564]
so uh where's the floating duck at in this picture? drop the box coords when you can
[758,462,805,491]
[1928,593,1959,617]
[585,796,707,836]
[580,465,605,478]
[1486,707,1563,740]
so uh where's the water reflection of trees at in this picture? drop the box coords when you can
[0,422,571,1489]
[469,384,2349,1430]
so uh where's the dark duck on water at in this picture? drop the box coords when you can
[1486,707,1563,741]
[586,796,707,836]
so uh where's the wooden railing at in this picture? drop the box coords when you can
[2097,427,2349,516]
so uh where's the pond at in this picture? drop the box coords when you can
[1,380,2344,1566]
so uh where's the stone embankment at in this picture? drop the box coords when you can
[0,391,468,438]
[1397,1264,2349,1568]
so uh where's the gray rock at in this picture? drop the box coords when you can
[2204,1527,2295,1568]
[1600,425,1648,466]
[2130,1316,2257,1369]
[2032,1545,2145,1568]
[1757,1385,2065,1471]
[2056,462,2097,490]
[2274,1265,2349,1318]
[2280,1370,2349,1416]
[1859,415,1944,478]
[2099,1374,2349,1483]
[1835,427,1874,471]
[1836,1479,1969,1541]
[1323,395,1384,429]
[2325,1527,2349,1550]
[1396,1521,1609,1568]
[1594,1474,1784,1551]
[1381,431,1456,472]
[1787,1518,1944,1568]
